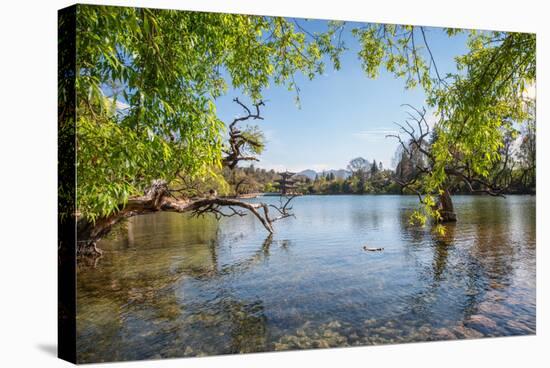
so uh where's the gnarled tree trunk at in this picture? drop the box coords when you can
[438,189,457,222]
[77,180,294,256]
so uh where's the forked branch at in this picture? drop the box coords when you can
[387,105,508,200]
[77,180,297,256]
[223,98,265,169]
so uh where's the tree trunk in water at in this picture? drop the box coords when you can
[438,189,457,222]
[75,180,295,257]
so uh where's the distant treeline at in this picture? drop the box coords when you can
[222,122,535,197]
[292,159,401,195]
[221,159,400,195]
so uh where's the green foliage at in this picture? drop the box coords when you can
[297,159,399,195]
[424,32,535,222]
[263,182,278,193]
[240,125,266,155]
[354,26,536,227]
[222,165,280,195]
[73,5,345,221]
[353,25,434,91]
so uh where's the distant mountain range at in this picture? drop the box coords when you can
[296,169,352,180]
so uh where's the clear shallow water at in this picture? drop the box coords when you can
[76,195,536,363]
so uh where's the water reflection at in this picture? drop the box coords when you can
[76,195,536,363]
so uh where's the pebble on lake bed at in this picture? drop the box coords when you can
[466,314,498,330]
[273,321,349,351]
[452,323,485,339]
[477,302,513,318]
[434,328,456,340]
[184,346,194,356]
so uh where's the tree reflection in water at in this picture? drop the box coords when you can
[77,215,284,361]
[76,196,535,363]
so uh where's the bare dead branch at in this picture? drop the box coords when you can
[223,98,265,169]
[268,195,297,222]
[446,168,506,197]
[77,181,299,255]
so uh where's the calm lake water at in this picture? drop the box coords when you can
[76,195,536,363]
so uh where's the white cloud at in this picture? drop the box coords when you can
[353,129,399,140]
[354,108,439,142]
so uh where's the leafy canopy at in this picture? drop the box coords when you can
[425,31,535,223]
[353,25,535,226]
[74,5,345,221]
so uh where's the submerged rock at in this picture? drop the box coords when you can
[372,326,399,337]
[316,340,330,349]
[489,282,506,289]
[478,302,513,318]
[364,318,378,327]
[434,328,456,340]
[183,346,194,356]
[506,320,535,334]
[466,314,497,331]
[453,323,485,339]
[327,321,342,329]
[418,324,432,335]
[273,321,349,351]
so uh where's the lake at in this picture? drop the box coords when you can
[76,195,536,363]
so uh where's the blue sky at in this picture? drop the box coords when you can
[215,21,469,172]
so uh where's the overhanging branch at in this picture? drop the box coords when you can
[77,180,297,255]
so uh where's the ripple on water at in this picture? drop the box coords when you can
[76,195,536,362]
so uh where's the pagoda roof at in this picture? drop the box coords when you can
[278,171,296,176]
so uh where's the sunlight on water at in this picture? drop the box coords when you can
[76,195,536,363]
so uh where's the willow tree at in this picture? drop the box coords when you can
[352,26,536,230]
[64,5,346,255]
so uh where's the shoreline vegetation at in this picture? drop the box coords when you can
[228,191,535,199]
[221,158,535,198]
